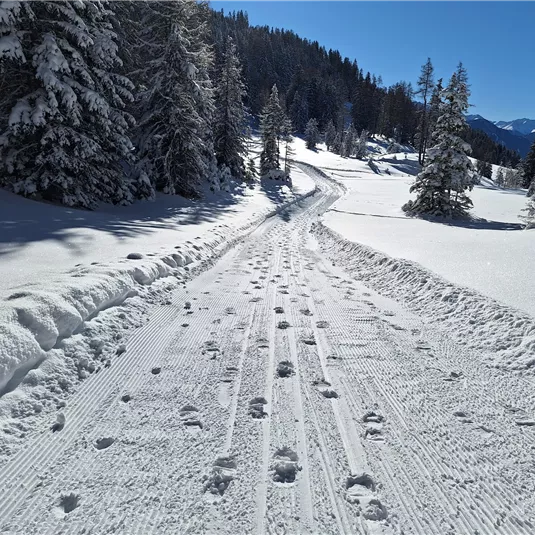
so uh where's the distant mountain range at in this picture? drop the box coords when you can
[466,115,535,157]
[494,118,535,136]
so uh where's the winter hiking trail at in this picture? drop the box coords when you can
[0,165,534,534]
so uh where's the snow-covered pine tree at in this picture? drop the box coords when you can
[283,135,295,178]
[355,130,368,159]
[332,130,342,154]
[260,84,285,176]
[135,0,217,197]
[289,90,308,133]
[523,139,535,194]
[214,37,247,181]
[495,168,505,187]
[245,158,257,183]
[416,58,435,165]
[428,78,443,142]
[522,196,535,229]
[476,159,492,179]
[403,72,474,218]
[340,125,355,158]
[305,118,319,150]
[0,0,147,208]
[324,120,336,151]
[504,168,521,188]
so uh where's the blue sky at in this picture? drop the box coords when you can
[212,1,535,122]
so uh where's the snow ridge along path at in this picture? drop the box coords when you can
[0,164,534,534]
[0,178,316,459]
[314,222,535,370]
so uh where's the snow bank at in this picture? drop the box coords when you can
[314,222,535,371]
[0,244,203,395]
[0,176,316,405]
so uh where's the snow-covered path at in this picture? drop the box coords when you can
[0,167,534,534]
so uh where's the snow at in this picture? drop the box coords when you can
[293,137,534,317]
[0,169,315,429]
[0,170,314,300]
[1,166,534,534]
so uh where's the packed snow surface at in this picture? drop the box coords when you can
[0,146,535,535]
[0,169,315,419]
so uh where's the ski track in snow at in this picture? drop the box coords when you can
[0,164,534,534]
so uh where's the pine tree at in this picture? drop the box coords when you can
[428,78,443,142]
[214,37,248,180]
[324,120,336,151]
[495,168,505,187]
[289,90,308,133]
[522,197,535,229]
[260,84,285,176]
[136,0,217,197]
[355,130,368,159]
[504,168,521,188]
[476,159,492,179]
[416,58,435,165]
[245,158,257,183]
[522,139,535,194]
[403,72,474,218]
[305,118,320,150]
[0,0,147,208]
[332,131,342,154]
[340,125,356,158]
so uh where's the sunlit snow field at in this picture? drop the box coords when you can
[292,137,534,316]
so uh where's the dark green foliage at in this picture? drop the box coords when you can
[476,160,492,179]
[523,140,535,192]
[305,118,320,150]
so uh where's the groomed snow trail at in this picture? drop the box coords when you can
[0,167,534,534]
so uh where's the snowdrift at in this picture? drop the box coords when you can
[314,222,535,371]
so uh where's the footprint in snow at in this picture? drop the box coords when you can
[222,366,239,383]
[249,397,268,419]
[180,405,203,429]
[444,370,463,381]
[345,473,375,503]
[271,447,299,484]
[277,361,294,378]
[55,492,80,516]
[94,437,115,450]
[52,412,66,433]
[203,456,237,495]
[319,386,338,398]
[363,411,385,442]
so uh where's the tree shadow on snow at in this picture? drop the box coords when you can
[0,186,249,258]
[418,214,524,231]
[260,177,292,206]
[331,208,523,231]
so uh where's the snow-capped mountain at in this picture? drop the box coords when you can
[494,118,535,136]
[466,114,534,156]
